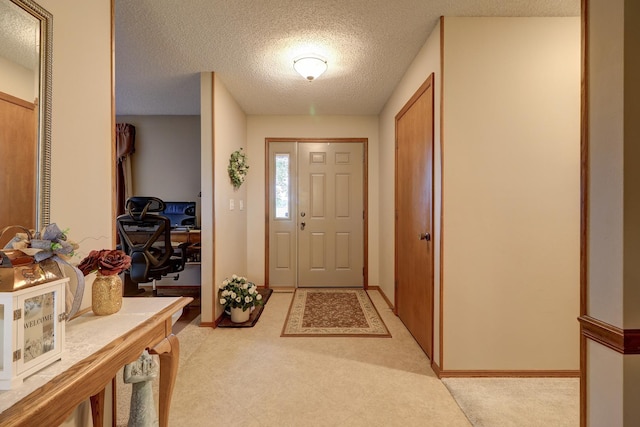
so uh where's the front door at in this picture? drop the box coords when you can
[268,140,365,288]
[395,74,435,358]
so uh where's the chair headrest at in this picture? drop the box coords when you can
[125,197,165,218]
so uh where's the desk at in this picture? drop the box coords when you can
[170,229,200,262]
[153,230,201,289]
[0,297,192,426]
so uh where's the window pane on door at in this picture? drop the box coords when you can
[275,154,290,219]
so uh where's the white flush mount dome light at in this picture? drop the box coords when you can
[293,56,328,81]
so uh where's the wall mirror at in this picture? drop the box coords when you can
[0,0,52,240]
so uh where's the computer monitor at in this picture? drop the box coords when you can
[162,201,197,229]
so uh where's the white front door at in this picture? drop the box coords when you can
[268,140,365,288]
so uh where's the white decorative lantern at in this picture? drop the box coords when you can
[0,277,68,389]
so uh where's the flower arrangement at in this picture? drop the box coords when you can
[77,249,131,276]
[228,148,249,189]
[2,223,78,262]
[218,275,262,312]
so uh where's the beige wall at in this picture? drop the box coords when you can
[0,56,35,101]
[586,0,640,424]
[200,73,215,323]
[41,0,114,256]
[442,17,580,370]
[588,0,624,327]
[38,0,113,315]
[245,115,379,287]
[378,19,442,363]
[623,0,640,330]
[116,115,201,204]
[36,0,113,424]
[205,74,248,321]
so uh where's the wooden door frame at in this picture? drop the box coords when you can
[264,138,368,288]
[393,74,435,355]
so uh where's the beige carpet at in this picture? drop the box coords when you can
[443,378,579,427]
[281,288,391,337]
[116,314,210,426]
[168,291,471,426]
[115,293,577,426]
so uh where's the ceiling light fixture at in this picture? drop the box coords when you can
[293,56,327,81]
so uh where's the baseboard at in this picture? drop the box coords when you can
[438,370,580,378]
[197,313,222,328]
[368,286,394,310]
[269,286,295,293]
[139,284,200,291]
[431,360,442,378]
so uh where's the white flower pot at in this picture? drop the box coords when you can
[230,306,250,323]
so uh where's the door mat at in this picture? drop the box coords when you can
[218,288,273,328]
[281,288,391,337]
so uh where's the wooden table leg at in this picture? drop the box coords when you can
[90,388,105,427]
[150,334,180,427]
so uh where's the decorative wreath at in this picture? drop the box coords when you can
[228,148,249,189]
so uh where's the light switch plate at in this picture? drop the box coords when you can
[239,200,244,211]
[229,199,234,210]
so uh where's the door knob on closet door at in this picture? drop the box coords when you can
[419,232,431,241]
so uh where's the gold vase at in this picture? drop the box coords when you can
[92,273,123,315]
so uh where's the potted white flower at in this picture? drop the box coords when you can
[218,275,263,323]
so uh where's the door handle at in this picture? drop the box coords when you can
[300,222,306,230]
[419,232,431,241]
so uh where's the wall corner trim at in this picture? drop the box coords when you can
[578,315,640,354]
[438,370,580,378]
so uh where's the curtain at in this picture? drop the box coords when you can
[115,123,136,216]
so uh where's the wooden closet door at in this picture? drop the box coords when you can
[395,75,435,358]
[0,92,37,230]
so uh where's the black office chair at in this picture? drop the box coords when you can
[116,197,188,295]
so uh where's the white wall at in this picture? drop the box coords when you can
[116,115,201,203]
[245,115,379,287]
[442,17,580,370]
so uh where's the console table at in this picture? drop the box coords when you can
[0,296,192,426]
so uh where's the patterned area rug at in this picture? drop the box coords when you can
[281,289,391,337]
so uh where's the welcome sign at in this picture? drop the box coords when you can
[0,277,67,389]
[23,292,56,363]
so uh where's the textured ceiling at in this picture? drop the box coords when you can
[0,0,39,72]
[115,0,580,116]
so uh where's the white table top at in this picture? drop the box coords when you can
[0,297,183,413]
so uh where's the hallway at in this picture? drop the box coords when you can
[124,290,577,426]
